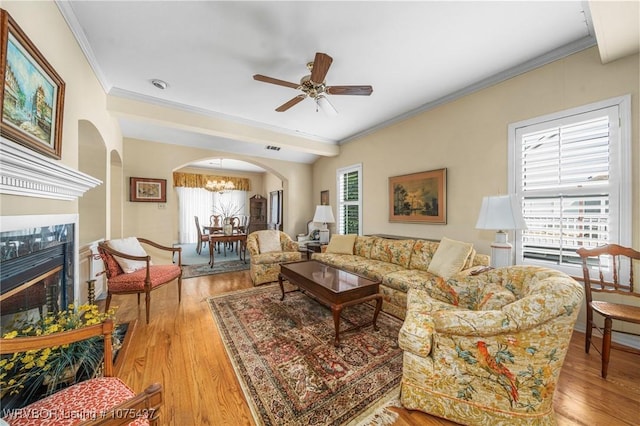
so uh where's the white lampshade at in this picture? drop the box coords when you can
[476,195,526,268]
[313,205,335,243]
[313,205,335,224]
[476,195,527,231]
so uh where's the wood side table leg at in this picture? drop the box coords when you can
[279,274,285,301]
[332,305,343,347]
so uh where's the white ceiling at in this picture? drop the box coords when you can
[57,1,602,170]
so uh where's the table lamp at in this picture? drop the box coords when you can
[475,194,527,268]
[313,205,335,243]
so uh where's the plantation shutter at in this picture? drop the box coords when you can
[337,164,362,235]
[515,106,619,269]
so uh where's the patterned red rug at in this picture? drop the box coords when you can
[207,284,403,425]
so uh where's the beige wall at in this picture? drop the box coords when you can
[1,2,122,221]
[122,138,312,247]
[313,47,639,257]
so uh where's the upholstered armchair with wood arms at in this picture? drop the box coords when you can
[246,230,302,285]
[1,319,162,425]
[296,220,322,250]
[398,266,584,425]
[97,238,182,324]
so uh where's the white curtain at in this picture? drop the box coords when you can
[212,191,247,219]
[176,187,213,244]
[177,188,247,244]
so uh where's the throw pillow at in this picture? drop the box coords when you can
[326,234,357,254]
[427,237,474,279]
[258,230,281,253]
[106,237,150,273]
[98,248,124,278]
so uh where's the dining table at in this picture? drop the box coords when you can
[203,226,247,267]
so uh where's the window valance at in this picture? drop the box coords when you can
[173,172,251,191]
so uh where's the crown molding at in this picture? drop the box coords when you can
[340,35,597,145]
[55,1,112,93]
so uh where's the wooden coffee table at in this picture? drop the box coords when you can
[278,260,383,346]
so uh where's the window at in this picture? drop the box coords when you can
[176,188,246,244]
[508,95,631,276]
[336,164,362,235]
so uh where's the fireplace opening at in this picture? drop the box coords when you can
[0,224,74,333]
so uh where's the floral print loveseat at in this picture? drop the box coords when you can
[398,266,584,425]
[311,236,490,319]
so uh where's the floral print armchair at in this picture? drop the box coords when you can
[398,266,584,425]
[247,230,302,285]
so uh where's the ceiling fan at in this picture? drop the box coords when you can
[253,52,373,114]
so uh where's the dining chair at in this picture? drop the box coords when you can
[210,214,222,228]
[576,244,640,378]
[194,216,209,255]
[219,216,241,255]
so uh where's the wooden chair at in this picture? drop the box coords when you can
[576,244,640,378]
[0,319,162,425]
[209,214,222,228]
[194,216,209,255]
[230,216,242,253]
[97,238,182,325]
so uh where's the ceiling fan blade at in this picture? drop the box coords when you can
[275,95,306,112]
[310,52,333,84]
[253,74,300,89]
[326,85,373,96]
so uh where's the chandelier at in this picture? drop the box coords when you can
[205,179,235,193]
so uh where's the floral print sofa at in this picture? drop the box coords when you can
[398,266,584,425]
[311,236,490,319]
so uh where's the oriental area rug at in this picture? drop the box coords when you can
[207,284,403,426]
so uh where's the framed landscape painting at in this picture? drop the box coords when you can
[1,10,65,159]
[130,177,167,203]
[389,168,447,224]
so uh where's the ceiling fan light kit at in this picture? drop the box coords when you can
[316,95,338,116]
[253,52,373,114]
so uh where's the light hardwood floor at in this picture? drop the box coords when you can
[101,270,640,425]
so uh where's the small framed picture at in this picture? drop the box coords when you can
[130,177,167,202]
[320,190,329,206]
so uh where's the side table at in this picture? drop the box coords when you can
[305,242,328,260]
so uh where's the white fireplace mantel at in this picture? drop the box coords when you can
[0,137,102,200]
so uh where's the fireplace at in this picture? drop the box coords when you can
[0,215,77,333]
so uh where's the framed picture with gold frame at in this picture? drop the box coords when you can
[130,177,167,202]
[1,10,65,159]
[389,168,446,224]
